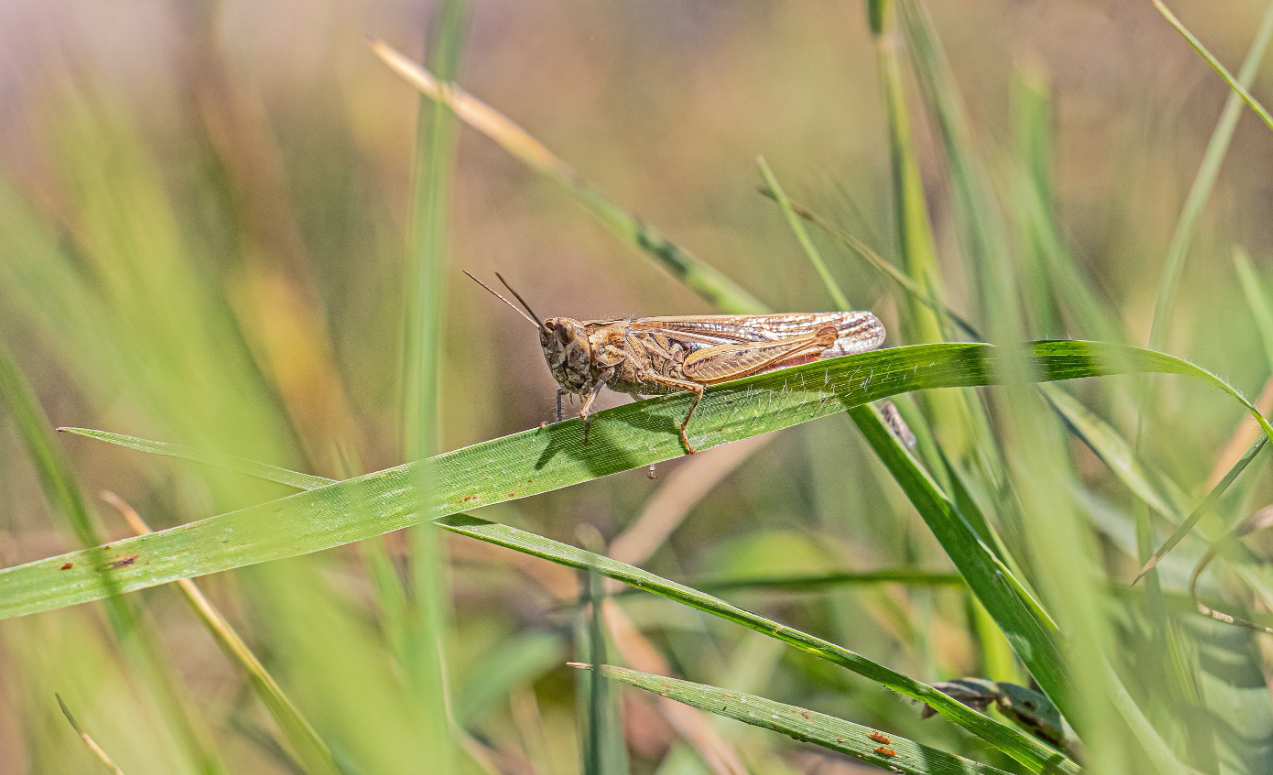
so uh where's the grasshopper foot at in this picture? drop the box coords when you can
[679,427,698,455]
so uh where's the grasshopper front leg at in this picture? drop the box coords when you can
[578,378,608,444]
[556,387,568,423]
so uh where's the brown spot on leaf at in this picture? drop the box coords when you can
[873,746,897,758]
[59,563,73,570]
[109,556,137,569]
[869,732,891,744]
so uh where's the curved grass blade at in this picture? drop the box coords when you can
[438,515,1071,773]
[576,664,1015,775]
[57,427,334,491]
[2,341,1268,617]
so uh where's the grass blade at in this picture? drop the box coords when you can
[1042,386,1186,520]
[576,664,1015,775]
[1150,0,1273,136]
[755,157,850,310]
[370,40,764,315]
[1146,1,1273,354]
[57,427,333,491]
[0,342,229,775]
[1235,247,1273,370]
[3,341,1267,616]
[399,3,468,770]
[616,569,965,596]
[868,0,950,347]
[439,515,1071,773]
[58,694,129,775]
[101,493,344,775]
[1136,437,1268,581]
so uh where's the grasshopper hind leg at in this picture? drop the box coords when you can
[678,384,705,454]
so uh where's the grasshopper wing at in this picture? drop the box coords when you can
[681,326,840,384]
[637,312,884,356]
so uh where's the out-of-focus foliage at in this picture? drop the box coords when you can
[4,1,1273,774]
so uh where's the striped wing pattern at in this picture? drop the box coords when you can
[631,312,885,358]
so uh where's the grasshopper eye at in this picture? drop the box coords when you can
[553,323,574,344]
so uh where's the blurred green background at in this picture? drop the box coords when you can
[4,1,1273,773]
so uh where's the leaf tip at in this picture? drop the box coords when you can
[1132,557,1159,585]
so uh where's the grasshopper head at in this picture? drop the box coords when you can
[541,317,595,394]
[461,272,598,394]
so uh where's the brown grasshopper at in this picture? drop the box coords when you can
[466,272,886,454]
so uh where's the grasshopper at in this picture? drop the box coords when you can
[466,272,886,454]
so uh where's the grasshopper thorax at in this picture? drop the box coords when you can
[540,316,596,394]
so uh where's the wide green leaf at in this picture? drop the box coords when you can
[2,340,1268,623]
[580,664,1015,775]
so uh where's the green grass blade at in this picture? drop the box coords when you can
[869,1,949,347]
[898,4,1202,767]
[438,515,1070,773]
[399,4,467,769]
[1041,386,1186,519]
[631,569,965,595]
[755,157,850,310]
[106,497,344,775]
[1146,1,1273,353]
[0,343,230,775]
[1010,66,1128,345]
[848,401,1063,652]
[897,0,1012,333]
[3,342,1267,613]
[578,664,1016,775]
[762,194,979,339]
[1137,437,1267,581]
[370,40,764,315]
[1101,659,1191,775]
[57,428,334,491]
[0,345,109,553]
[1151,0,1273,136]
[1235,247,1273,370]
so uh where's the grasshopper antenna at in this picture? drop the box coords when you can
[463,271,544,330]
[495,272,546,327]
